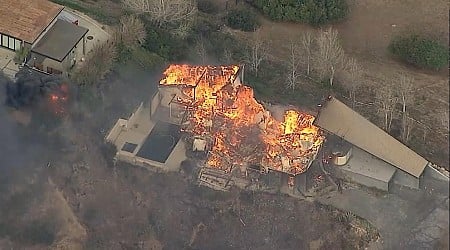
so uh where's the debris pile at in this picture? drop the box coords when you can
[159,64,324,175]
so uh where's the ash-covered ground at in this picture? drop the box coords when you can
[0,68,377,249]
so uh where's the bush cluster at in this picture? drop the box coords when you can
[249,0,348,25]
[226,8,261,32]
[389,35,448,70]
[143,25,189,61]
[197,0,220,14]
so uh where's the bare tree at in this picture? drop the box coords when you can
[245,30,269,77]
[301,31,314,76]
[314,27,345,87]
[396,74,414,142]
[343,57,363,109]
[115,15,146,49]
[375,82,398,132]
[402,115,414,143]
[222,48,233,64]
[122,0,197,27]
[194,36,208,64]
[286,39,301,90]
[74,41,117,85]
[440,110,449,132]
[170,19,193,39]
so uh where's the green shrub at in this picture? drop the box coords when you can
[14,47,30,64]
[143,24,189,61]
[250,0,348,25]
[226,8,260,32]
[389,35,448,70]
[51,0,118,24]
[208,32,246,61]
[191,15,223,37]
[197,0,220,14]
[131,48,166,71]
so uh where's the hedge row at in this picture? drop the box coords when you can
[249,0,348,25]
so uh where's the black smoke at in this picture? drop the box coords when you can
[5,69,64,109]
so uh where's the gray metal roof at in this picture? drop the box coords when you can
[314,97,428,178]
[31,20,88,62]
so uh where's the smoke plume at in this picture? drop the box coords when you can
[5,69,64,109]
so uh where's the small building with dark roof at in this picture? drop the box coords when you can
[0,0,89,76]
[27,19,88,76]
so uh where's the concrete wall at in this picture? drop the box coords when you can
[341,168,390,191]
[392,169,420,189]
[106,118,127,143]
[424,165,450,182]
[43,57,65,73]
[127,102,144,129]
[295,173,307,193]
[150,91,160,118]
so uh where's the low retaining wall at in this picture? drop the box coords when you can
[392,169,420,190]
[425,165,450,182]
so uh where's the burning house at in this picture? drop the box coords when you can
[157,65,324,175]
[106,64,447,193]
[107,64,325,191]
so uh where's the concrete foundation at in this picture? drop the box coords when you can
[339,147,396,191]
[424,165,450,182]
[392,169,420,190]
[295,173,307,193]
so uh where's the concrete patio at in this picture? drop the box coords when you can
[0,48,19,79]
[106,103,187,173]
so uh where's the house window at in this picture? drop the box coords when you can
[2,35,8,47]
[15,39,21,51]
[8,37,14,50]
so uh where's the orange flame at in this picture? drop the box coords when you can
[159,64,324,175]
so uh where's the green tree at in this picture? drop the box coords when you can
[226,9,260,32]
[251,0,348,25]
[389,35,448,70]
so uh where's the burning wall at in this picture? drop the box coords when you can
[159,64,324,175]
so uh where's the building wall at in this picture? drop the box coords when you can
[392,169,420,189]
[29,36,85,76]
[150,91,160,118]
[127,102,144,129]
[106,119,128,144]
[341,168,390,191]
[424,165,450,182]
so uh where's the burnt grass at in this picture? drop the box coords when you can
[78,161,374,250]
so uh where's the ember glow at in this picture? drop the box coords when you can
[48,83,69,115]
[159,64,324,175]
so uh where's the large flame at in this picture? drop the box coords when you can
[159,64,324,175]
